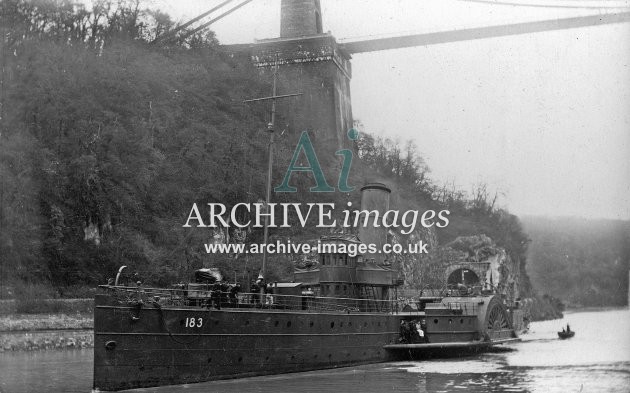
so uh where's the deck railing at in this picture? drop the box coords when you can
[99,285,409,314]
[443,301,479,316]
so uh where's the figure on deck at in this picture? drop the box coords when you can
[399,320,410,343]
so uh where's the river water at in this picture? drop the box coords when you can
[1,308,628,393]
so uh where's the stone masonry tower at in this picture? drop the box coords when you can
[280,0,323,37]
[251,0,354,165]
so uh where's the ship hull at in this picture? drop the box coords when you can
[93,295,400,391]
[94,291,518,391]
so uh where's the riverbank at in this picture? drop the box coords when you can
[0,313,94,352]
[0,298,93,315]
[2,309,627,393]
[0,313,93,331]
[565,305,629,313]
[527,295,564,322]
[0,329,94,351]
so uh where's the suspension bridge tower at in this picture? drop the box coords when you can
[251,0,354,157]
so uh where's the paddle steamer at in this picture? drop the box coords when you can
[93,184,520,391]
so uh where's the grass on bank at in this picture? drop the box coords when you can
[0,283,95,315]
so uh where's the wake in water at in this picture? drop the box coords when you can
[1,309,628,392]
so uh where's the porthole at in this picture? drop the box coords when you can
[330,321,335,329]
[349,322,352,327]
[287,321,292,328]
[238,356,243,363]
[274,320,279,327]
[433,319,439,324]
[460,318,464,324]
[105,341,117,351]
[207,357,212,363]
[265,356,269,361]
[309,321,314,327]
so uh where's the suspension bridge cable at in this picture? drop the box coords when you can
[457,0,630,10]
[152,0,237,44]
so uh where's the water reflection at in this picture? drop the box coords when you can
[127,363,532,393]
[0,349,93,393]
[1,308,628,393]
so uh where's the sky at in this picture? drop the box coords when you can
[151,0,630,220]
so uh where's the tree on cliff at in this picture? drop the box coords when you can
[0,0,271,288]
[523,216,629,307]
[1,0,540,301]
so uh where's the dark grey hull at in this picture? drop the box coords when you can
[93,292,517,391]
[93,295,400,391]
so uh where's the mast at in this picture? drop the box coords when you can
[261,64,277,280]
[243,57,301,283]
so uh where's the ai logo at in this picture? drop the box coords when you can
[275,129,359,193]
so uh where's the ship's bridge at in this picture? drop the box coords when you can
[294,234,398,301]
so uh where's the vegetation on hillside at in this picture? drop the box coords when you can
[1,0,272,291]
[522,216,630,307]
[0,0,580,318]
